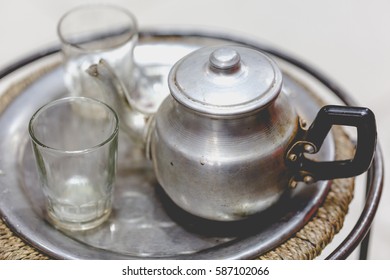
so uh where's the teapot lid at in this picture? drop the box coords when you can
[168,45,283,116]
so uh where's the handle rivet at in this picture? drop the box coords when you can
[300,119,307,128]
[304,176,315,184]
[288,154,297,162]
[289,179,298,189]
[304,144,315,154]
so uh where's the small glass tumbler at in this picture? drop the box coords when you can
[29,97,119,231]
[57,4,138,100]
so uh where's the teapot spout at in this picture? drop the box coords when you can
[86,59,151,146]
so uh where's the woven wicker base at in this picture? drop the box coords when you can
[0,219,49,260]
[0,63,354,260]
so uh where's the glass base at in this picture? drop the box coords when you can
[47,208,112,231]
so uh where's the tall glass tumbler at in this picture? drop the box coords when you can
[57,4,138,100]
[29,97,119,231]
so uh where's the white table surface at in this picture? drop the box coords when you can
[0,0,389,259]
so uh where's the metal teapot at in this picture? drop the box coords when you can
[149,45,377,221]
[89,45,376,222]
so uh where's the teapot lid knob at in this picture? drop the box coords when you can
[209,47,241,70]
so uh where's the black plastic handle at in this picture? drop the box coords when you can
[287,105,377,182]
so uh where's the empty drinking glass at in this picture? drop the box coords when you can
[29,97,119,231]
[57,4,138,101]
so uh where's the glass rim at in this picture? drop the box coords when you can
[57,3,138,53]
[28,96,119,154]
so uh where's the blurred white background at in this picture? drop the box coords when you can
[0,0,389,259]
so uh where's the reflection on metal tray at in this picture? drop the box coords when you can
[0,31,334,259]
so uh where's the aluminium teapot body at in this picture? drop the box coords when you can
[150,45,377,221]
[152,92,297,221]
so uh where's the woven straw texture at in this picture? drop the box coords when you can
[0,63,354,260]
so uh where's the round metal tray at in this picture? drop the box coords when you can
[0,30,382,259]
